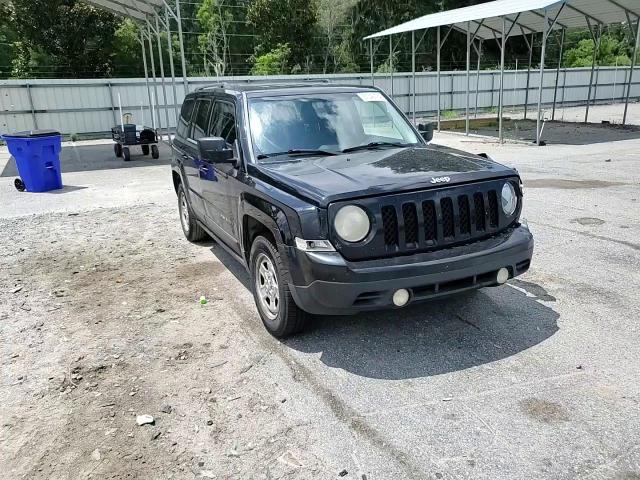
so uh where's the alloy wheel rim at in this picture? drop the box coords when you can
[179,191,190,234]
[255,253,279,321]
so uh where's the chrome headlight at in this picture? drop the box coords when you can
[501,182,517,216]
[334,205,370,243]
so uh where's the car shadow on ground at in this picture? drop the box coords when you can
[1,142,171,177]
[210,242,559,380]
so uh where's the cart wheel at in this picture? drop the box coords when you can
[14,178,26,192]
[142,145,150,156]
[151,145,159,159]
[123,147,131,162]
[114,143,123,158]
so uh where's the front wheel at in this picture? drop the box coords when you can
[177,184,207,242]
[250,236,309,337]
[142,145,150,156]
[151,145,159,159]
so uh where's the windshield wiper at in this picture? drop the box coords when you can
[257,149,338,160]
[341,141,411,154]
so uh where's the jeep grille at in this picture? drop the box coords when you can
[328,178,520,261]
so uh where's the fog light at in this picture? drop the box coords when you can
[496,267,509,284]
[392,289,410,307]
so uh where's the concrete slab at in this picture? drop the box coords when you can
[1,133,640,479]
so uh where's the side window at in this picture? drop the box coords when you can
[176,98,195,139]
[355,100,404,141]
[190,99,212,141]
[208,101,237,146]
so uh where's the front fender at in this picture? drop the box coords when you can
[240,193,294,247]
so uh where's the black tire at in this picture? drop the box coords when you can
[250,236,309,338]
[122,147,131,162]
[177,184,208,242]
[114,143,122,158]
[14,178,26,192]
[142,145,150,156]
[151,145,159,159]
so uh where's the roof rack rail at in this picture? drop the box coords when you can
[194,83,225,92]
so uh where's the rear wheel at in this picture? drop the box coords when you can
[122,147,131,162]
[177,184,207,242]
[14,178,26,192]
[114,143,122,158]
[142,145,150,156]
[250,236,309,337]
[151,145,159,159]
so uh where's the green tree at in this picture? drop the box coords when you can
[250,43,291,75]
[564,34,633,68]
[0,2,18,77]
[112,19,144,78]
[197,0,234,76]
[317,0,357,73]
[11,0,119,78]
[247,0,319,72]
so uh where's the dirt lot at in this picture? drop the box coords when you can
[2,131,640,479]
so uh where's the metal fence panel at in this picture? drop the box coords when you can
[1,67,638,136]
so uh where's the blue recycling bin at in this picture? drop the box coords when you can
[2,129,63,192]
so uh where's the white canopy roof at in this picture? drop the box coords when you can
[364,0,640,41]
[83,0,164,22]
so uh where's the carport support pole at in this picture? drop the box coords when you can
[25,83,37,130]
[585,24,601,124]
[524,33,533,120]
[156,14,170,143]
[475,40,482,118]
[437,26,441,132]
[498,17,506,143]
[536,10,549,146]
[389,36,394,99]
[623,19,640,126]
[175,0,189,94]
[465,21,470,136]
[412,30,416,124]
[165,6,179,133]
[552,28,565,121]
[369,38,374,86]
[140,31,153,128]
[147,25,160,131]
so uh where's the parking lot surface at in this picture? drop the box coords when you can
[1,131,639,479]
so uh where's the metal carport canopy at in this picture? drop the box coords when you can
[363,0,640,40]
[364,0,640,146]
[84,0,162,22]
[82,0,191,142]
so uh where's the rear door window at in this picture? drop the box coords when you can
[190,99,212,141]
[176,98,195,139]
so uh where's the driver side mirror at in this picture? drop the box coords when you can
[198,137,234,163]
[418,123,434,143]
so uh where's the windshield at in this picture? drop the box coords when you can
[247,91,421,160]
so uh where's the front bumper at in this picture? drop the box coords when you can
[286,225,533,315]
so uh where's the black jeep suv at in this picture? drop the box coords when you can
[171,83,533,337]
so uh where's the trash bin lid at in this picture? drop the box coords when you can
[3,129,61,138]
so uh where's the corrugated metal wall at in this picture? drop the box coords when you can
[1,67,638,136]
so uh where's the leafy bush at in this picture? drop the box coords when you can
[564,35,633,68]
[250,43,292,75]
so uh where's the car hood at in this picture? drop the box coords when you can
[252,144,516,207]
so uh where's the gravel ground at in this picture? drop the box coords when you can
[1,132,640,479]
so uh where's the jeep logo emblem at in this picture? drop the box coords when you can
[430,176,451,184]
